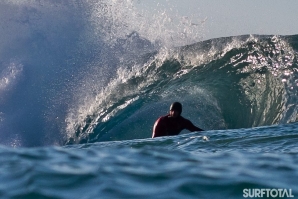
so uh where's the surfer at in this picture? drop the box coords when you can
[152,102,204,138]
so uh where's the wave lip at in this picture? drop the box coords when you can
[66,34,298,144]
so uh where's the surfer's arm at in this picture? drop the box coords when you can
[152,117,167,138]
[184,119,204,132]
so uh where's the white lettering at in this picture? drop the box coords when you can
[255,189,261,197]
[243,189,248,198]
[248,189,254,198]
[281,189,287,198]
[261,189,266,197]
[265,189,271,197]
[289,189,294,198]
[242,188,294,198]
[270,189,278,198]
[278,189,283,197]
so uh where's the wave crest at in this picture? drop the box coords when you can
[65,35,298,144]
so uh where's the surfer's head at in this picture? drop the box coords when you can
[169,102,182,118]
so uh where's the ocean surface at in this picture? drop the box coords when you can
[0,0,298,198]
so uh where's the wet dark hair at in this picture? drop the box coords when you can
[170,102,182,115]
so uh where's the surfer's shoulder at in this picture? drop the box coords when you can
[155,115,168,123]
[161,114,170,119]
[179,115,189,122]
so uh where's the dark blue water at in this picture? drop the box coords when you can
[0,1,297,198]
[1,124,298,198]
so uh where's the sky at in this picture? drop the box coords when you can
[135,0,298,41]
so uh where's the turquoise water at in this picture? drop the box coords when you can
[0,1,298,198]
[67,34,298,145]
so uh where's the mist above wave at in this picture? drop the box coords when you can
[0,0,206,147]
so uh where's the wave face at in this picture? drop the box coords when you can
[66,34,298,144]
[0,0,297,147]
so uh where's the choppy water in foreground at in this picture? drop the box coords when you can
[1,122,297,199]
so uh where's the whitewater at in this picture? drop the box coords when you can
[0,0,297,198]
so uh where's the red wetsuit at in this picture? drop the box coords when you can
[152,114,203,138]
